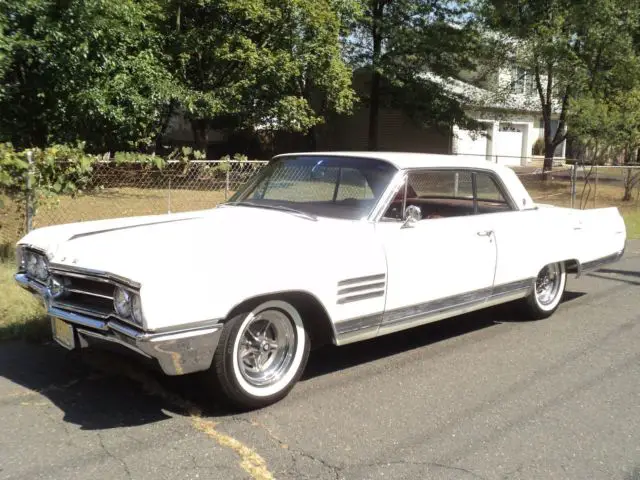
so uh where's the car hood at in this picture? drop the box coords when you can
[19,206,360,284]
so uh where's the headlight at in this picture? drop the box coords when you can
[131,294,144,326]
[114,288,132,318]
[35,255,49,281]
[48,275,67,299]
[16,247,26,272]
[25,252,38,277]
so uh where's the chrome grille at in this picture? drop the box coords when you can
[50,272,115,319]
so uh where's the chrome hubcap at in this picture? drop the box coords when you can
[237,309,296,387]
[535,264,561,306]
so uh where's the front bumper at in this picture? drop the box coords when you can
[15,273,222,376]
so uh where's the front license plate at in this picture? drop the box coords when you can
[52,317,75,350]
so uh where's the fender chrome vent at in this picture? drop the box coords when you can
[337,274,386,304]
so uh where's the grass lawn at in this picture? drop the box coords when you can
[0,260,48,341]
[623,209,640,239]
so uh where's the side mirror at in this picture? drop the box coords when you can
[402,205,421,228]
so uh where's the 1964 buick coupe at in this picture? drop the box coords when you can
[15,152,626,409]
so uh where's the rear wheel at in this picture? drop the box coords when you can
[208,300,310,410]
[522,262,567,319]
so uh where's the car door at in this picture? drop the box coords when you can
[375,169,498,336]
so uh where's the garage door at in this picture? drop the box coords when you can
[495,123,523,166]
[454,128,487,159]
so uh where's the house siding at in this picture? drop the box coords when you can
[318,107,451,154]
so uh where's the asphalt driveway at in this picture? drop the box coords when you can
[1,242,639,480]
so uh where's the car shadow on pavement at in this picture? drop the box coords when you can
[0,340,225,429]
[589,268,640,286]
[0,293,586,428]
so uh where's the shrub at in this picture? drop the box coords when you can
[532,138,545,156]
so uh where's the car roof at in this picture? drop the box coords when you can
[273,151,510,173]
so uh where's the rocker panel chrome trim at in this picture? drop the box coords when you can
[333,278,535,344]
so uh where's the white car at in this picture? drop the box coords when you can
[15,152,626,409]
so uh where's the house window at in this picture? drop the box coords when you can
[511,67,536,96]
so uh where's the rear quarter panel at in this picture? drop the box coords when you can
[489,205,625,287]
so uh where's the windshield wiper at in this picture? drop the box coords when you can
[223,201,318,221]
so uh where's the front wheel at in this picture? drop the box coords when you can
[208,300,310,410]
[522,262,567,319]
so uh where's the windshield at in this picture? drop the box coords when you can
[227,155,398,220]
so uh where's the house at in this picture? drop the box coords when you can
[316,66,567,167]
[160,65,567,165]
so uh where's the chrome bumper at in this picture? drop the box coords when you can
[15,273,222,376]
[579,246,626,276]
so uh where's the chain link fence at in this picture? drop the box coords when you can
[513,165,640,213]
[0,160,267,252]
[2,159,640,254]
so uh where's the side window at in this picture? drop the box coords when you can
[409,170,473,199]
[474,172,512,213]
[382,170,475,220]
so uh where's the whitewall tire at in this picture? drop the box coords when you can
[522,262,567,319]
[209,300,310,409]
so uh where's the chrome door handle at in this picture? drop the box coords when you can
[477,230,493,237]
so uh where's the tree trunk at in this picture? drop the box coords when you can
[543,141,555,172]
[306,125,318,150]
[368,71,381,151]
[191,119,209,152]
[154,102,175,154]
[367,1,384,151]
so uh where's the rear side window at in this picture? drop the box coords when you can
[474,172,512,213]
[382,169,513,220]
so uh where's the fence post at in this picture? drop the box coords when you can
[25,150,34,233]
[224,169,230,200]
[593,165,598,209]
[570,163,577,209]
[167,176,172,214]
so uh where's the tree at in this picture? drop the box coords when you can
[479,0,640,172]
[345,0,483,150]
[0,0,177,152]
[569,89,640,202]
[165,0,357,150]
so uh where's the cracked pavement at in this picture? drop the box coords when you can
[1,241,639,480]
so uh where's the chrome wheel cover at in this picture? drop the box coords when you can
[237,308,297,388]
[535,263,562,306]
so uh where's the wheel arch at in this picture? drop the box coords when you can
[225,290,337,349]
[563,258,580,276]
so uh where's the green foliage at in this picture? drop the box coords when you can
[114,151,166,170]
[570,89,640,163]
[0,0,178,151]
[346,0,484,145]
[0,143,97,199]
[166,0,357,138]
[532,138,545,156]
[478,0,640,168]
